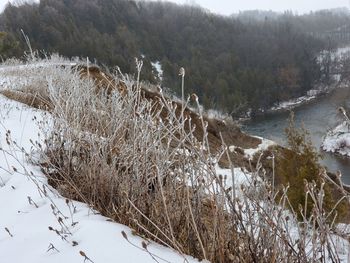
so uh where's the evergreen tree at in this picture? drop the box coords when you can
[277,113,346,221]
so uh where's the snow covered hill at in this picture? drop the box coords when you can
[0,95,199,263]
[1,60,350,262]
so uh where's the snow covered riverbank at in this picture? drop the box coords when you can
[239,84,343,122]
[266,83,345,114]
[269,89,322,112]
[249,45,350,118]
[322,121,350,157]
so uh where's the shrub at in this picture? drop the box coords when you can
[276,113,347,221]
[2,56,349,262]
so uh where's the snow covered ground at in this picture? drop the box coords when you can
[1,61,350,262]
[0,95,200,263]
[335,46,350,58]
[0,61,77,90]
[269,93,319,112]
[229,136,276,160]
[322,121,350,157]
[151,61,163,81]
[215,165,252,193]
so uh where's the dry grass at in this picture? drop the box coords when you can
[0,89,52,110]
[2,57,350,262]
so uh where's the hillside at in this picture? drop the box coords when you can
[0,93,205,262]
[0,0,338,116]
[1,56,350,262]
[0,60,269,170]
[1,2,350,263]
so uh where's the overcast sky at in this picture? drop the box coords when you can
[173,0,350,15]
[0,0,349,15]
[0,0,11,12]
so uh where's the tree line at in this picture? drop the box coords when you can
[0,0,346,116]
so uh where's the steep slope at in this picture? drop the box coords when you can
[0,93,200,263]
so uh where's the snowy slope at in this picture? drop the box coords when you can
[0,95,199,263]
[1,61,350,262]
[151,61,163,81]
[0,62,77,90]
[322,121,350,157]
[229,136,275,160]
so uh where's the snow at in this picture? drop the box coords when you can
[151,61,163,81]
[307,89,319,96]
[0,62,76,72]
[336,46,350,58]
[270,94,317,112]
[1,59,349,262]
[230,136,276,159]
[0,62,77,90]
[0,95,199,263]
[205,109,232,122]
[215,165,252,196]
[322,121,350,157]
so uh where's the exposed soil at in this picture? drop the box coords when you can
[0,89,52,110]
[0,64,264,170]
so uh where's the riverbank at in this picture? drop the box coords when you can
[237,81,345,124]
[322,121,350,157]
[243,85,350,184]
[259,81,346,117]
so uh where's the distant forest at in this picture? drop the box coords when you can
[1,0,350,116]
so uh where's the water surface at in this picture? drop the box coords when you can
[243,87,350,184]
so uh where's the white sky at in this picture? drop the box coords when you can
[0,0,349,15]
[0,0,38,12]
[0,0,10,11]
[165,0,350,15]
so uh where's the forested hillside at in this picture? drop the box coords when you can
[0,0,345,116]
[236,8,350,33]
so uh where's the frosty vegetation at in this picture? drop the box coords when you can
[322,107,350,157]
[1,54,350,262]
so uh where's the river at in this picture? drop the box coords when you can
[243,87,350,184]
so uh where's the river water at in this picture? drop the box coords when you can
[243,87,350,184]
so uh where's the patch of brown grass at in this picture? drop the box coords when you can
[0,89,52,110]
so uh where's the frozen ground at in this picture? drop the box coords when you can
[1,61,350,262]
[151,61,163,81]
[0,61,77,90]
[230,136,276,160]
[322,121,350,157]
[269,93,318,112]
[0,95,200,263]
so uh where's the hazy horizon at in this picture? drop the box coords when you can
[166,0,350,15]
[0,0,350,15]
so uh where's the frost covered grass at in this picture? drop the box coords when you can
[1,55,350,262]
[0,95,198,263]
